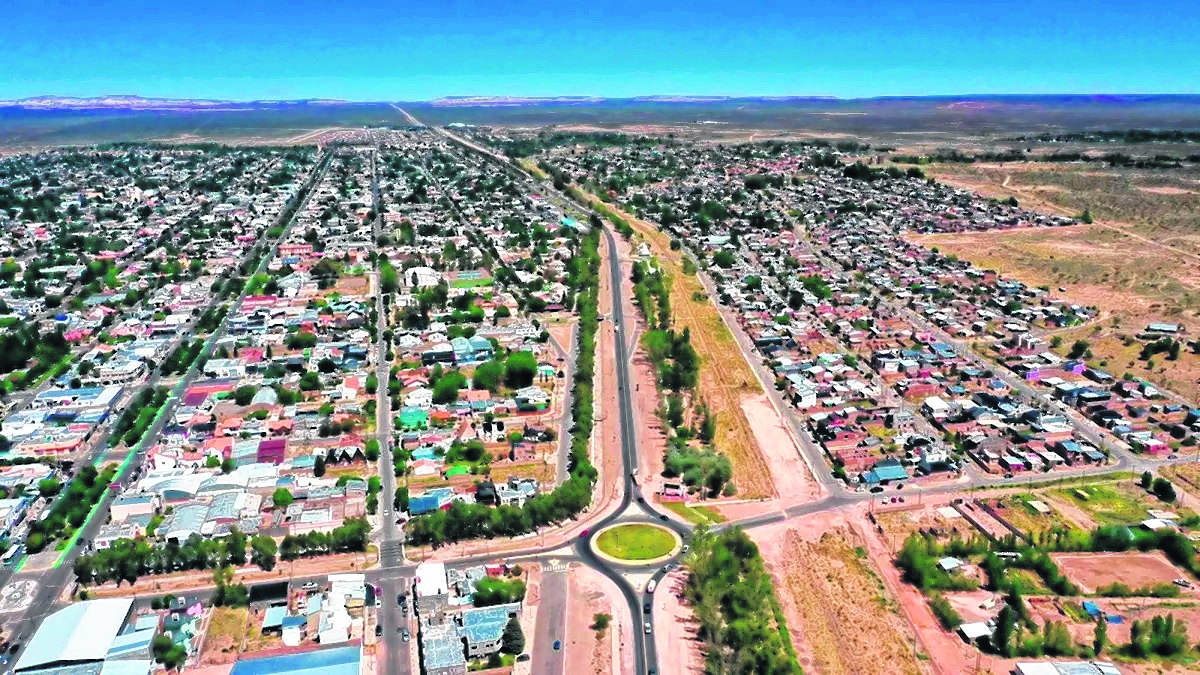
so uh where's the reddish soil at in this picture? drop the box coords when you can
[741,393,820,507]
[751,512,931,675]
[83,550,376,599]
[1052,551,1187,594]
[568,563,635,675]
[652,568,703,675]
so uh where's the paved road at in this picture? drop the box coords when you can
[531,561,568,675]
[0,148,336,665]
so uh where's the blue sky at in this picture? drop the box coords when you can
[2,0,1197,100]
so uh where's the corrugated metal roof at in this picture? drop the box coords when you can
[15,598,133,671]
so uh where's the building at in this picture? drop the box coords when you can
[1013,663,1122,675]
[228,644,361,675]
[415,561,450,618]
[14,598,153,675]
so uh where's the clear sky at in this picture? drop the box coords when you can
[2,0,1197,100]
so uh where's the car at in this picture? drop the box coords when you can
[895,483,904,490]
[516,654,530,662]
[643,601,651,613]
[1004,472,1014,479]
[637,496,645,503]
[648,669,657,675]
[301,582,318,591]
[658,515,668,522]
[402,629,410,642]
[375,624,383,637]
[682,544,689,553]
[644,622,652,634]
[579,529,589,538]
[397,594,404,606]
[552,640,562,651]
[869,486,884,494]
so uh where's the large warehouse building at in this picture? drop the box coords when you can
[14,598,154,675]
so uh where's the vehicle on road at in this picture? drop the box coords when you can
[869,486,884,494]
[682,544,689,553]
[658,514,668,522]
[397,594,405,606]
[644,622,652,634]
[552,640,562,651]
[301,581,318,591]
[401,629,410,642]
[646,579,657,594]
[643,601,651,613]
[516,654,530,662]
[375,624,382,637]
[579,529,589,538]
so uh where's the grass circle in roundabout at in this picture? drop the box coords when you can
[593,523,680,562]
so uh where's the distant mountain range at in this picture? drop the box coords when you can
[5,93,1197,112]
[0,95,356,110]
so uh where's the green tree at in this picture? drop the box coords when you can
[250,535,277,571]
[1141,471,1153,489]
[504,351,538,389]
[37,478,62,498]
[472,359,505,392]
[233,386,257,406]
[1093,617,1108,655]
[272,488,295,509]
[501,616,525,655]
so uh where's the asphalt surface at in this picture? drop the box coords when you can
[0,148,335,664]
[531,562,568,675]
[6,123,1183,675]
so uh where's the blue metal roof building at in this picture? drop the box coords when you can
[229,645,361,675]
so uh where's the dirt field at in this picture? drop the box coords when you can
[752,514,928,675]
[567,564,636,675]
[913,161,1200,404]
[585,194,772,498]
[1053,551,1186,593]
[199,607,250,666]
[652,567,703,675]
[741,393,820,507]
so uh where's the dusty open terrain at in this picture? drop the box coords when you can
[652,567,703,675]
[752,511,931,675]
[913,161,1200,403]
[582,193,773,498]
[567,564,635,675]
[741,393,821,507]
[1052,551,1187,593]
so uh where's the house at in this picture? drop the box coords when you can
[861,458,909,485]
[514,386,550,412]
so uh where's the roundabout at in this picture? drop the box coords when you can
[591,522,682,565]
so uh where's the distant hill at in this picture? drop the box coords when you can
[1,94,1199,147]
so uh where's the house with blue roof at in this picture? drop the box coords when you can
[861,458,910,485]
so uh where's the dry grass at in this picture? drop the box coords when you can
[580,192,773,498]
[199,607,250,666]
[914,161,1200,404]
[775,528,923,675]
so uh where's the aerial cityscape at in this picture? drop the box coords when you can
[1,3,1200,675]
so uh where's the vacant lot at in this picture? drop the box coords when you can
[1050,480,1169,527]
[983,493,1080,536]
[1053,551,1185,594]
[199,607,249,666]
[770,527,923,675]
[913,161,1200,403]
